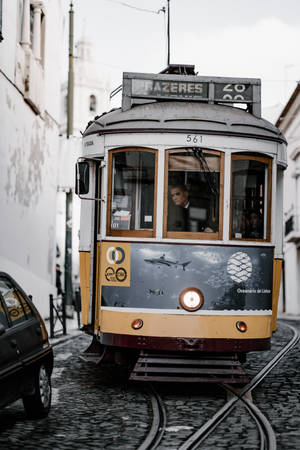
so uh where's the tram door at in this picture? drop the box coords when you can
[93,162,104,329]
[76,159,103,329]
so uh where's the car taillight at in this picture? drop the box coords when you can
[35,311,49,342]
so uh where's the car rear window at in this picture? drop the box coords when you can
[0,277,33,326]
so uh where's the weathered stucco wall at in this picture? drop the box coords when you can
[0,0,66,317]
[0,80,59,316]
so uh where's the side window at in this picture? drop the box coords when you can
[231,155,272,240]
[164,148,224,239]
[0,277,33,326]
[0,298,9,328]
[108,148,157,237]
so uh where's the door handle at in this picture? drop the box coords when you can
[10,339,20,355]
[10,339,17,348]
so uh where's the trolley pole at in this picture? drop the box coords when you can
[167,0,170,66]
[0,0,3,42]
[67,1,74,138]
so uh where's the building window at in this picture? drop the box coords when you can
[89,95,97,112]
[21,1,45,64]
[30,3,34,44]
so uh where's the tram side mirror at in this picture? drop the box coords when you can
[75,161,90,195]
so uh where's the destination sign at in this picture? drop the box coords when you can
[214,83,253,102]
[123,72,261,116]
[132,78,209,100]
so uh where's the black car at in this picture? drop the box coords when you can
[0,272,53,418]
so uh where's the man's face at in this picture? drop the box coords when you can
[171,187,189,207]
[249,213,259,229]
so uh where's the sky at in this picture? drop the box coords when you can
[72,0,300,122]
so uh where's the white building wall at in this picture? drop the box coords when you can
[0,0,67,317]
[277,87,300,315]
[284,243,300,314]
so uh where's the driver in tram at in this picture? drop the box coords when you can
[168,184,214,233]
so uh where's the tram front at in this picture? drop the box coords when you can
[76,66,287,364]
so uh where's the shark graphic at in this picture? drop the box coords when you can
[144,254,191,271]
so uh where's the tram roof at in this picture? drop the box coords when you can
[83,101,286,145]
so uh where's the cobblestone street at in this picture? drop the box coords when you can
[0,318,299,449]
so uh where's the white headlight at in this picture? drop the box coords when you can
[179,288,204,311]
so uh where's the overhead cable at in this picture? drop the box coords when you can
[104,0,165,15]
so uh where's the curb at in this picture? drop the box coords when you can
[50,330,82,347]
[278,314,300,321]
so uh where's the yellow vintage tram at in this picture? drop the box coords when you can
[76,65,286,380]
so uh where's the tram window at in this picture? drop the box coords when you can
[165,148,223,239]
[108,149,156,236]
[231,155,272,240]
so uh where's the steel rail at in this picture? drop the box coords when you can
[240,323,300,396]
[179,397,237,450]
[179,323,299,450]
[137,384,167,450]
[243,397,276,450]
[221,383,276,450]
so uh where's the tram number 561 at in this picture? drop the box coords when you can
[186,134,202,144]
[221,84,247,101]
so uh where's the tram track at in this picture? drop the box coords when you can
[139,323,299,450]
[137,385,167,450]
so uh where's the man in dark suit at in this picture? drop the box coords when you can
[168,184,214,233]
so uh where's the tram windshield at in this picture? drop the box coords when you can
[231,155,272,240]
[108,149,156,235]
[165,148,223,238]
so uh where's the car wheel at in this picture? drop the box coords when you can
[22,364,52,418]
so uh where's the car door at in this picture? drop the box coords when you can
[0,275,43,398]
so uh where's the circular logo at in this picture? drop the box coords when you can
[227,252,252,283]
[105,267,115,282]
[106,246,125,265]
[116,268,127,282]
